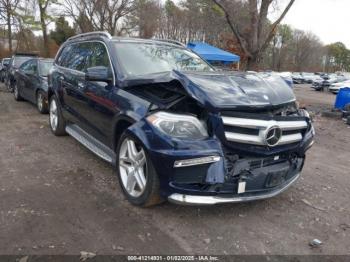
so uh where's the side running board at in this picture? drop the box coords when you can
[66,124,116,165]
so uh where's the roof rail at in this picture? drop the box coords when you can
[153,39,186,47]
[67,31,112,41]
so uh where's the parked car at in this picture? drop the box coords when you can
[48,32,314,206]
[329,80,350,94]
[5,53,38,92]
[301,72,318,84]
[292,72,304,84]
[13,58,54,113]
[312,74,339,91]
[0,58,11,82]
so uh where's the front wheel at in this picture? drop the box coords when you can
[49,95,67,136]
[116,133,163,207]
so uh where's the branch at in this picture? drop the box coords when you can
[212,0,252,58]
[259,0,295,54]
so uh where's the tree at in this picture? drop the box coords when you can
[36,0,58,57]
[0,0,21,52]
[63,0,136,35]
[125,0,161,38]
[50,16,75,45]
[325,42,350,72]
[212,0,295,69]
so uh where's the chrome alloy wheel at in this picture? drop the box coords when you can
[37,93,43,111]
[50,99,58,131]
[119,138,147,197]
[14,84,19,99]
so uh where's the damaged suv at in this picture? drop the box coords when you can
[48,32,315,206]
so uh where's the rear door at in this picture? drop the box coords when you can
[17,60,34,99]
[56,42,92,125]
[23,60,40,103]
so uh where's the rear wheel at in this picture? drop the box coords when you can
[116,133,163,207]
[13,82,23,101]
[37,90,48,114]
[49,95,66,136]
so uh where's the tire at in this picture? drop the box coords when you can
[7,79,14,92]
[37,90,48,114]
[49,95,67,136]
[13,82,23,101]
[347,116,350,125]
[321,110,342,119]
[116,133,163,207]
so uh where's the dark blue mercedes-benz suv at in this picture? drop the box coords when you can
[48,31,315,206]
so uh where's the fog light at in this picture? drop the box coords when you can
[174,156,220,168]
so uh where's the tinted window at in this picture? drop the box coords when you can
[86,42,110,69]
[39,61,53,76]
[13,56,33,68]
[60,43,93,72]
[19,60,33,71]
[20,60,37,74]
[56,45,73,66]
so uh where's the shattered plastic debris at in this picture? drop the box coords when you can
[80,251,96,261]
[309,239,323,247]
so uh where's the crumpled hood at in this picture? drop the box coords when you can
[121,70,296,111]
[175,71,296,109]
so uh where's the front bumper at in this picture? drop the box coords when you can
[168,172,300,205]
[127,117,314,204]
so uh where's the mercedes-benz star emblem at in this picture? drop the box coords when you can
[265,126,282,147]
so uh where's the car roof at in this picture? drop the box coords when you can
[66,32,185,48]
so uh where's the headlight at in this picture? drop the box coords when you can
[147,112,208,140]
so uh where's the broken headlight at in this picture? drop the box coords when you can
[147,112,208,140]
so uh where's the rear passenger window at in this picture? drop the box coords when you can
[57,43,94,72]
[56,45,73,67]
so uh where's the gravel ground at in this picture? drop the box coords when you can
[0,83,349,255]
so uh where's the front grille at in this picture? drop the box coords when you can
[222,115,308,147]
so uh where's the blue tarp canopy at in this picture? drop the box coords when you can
[187,41,240,63]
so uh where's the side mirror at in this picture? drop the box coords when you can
[85,66,112,83]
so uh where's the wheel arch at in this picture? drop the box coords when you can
[112,115,137,151]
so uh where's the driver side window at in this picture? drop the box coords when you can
[20,60,32,71]
[86,42,111,69]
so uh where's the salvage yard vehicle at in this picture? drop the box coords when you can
[13,58,54,114]
[329,80,350,94]
[6,53,38,92]
[48,32,315,206]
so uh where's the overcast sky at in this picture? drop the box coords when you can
[272,0,350,47]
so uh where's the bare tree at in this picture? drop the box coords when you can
[35,0,58,57]
[62,0,135,35]
[0,0,20,52]
[212,0,295,69]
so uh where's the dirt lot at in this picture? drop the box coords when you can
[0,83,349,255]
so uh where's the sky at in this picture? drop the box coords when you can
[273,0,350,47]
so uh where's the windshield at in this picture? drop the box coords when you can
[114,42,214,77]
[13,56,33,68]
[3,59,10,65]
[39,61,53,76]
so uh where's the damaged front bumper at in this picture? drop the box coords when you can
[168,172,300,205]
[127,117,314,205]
